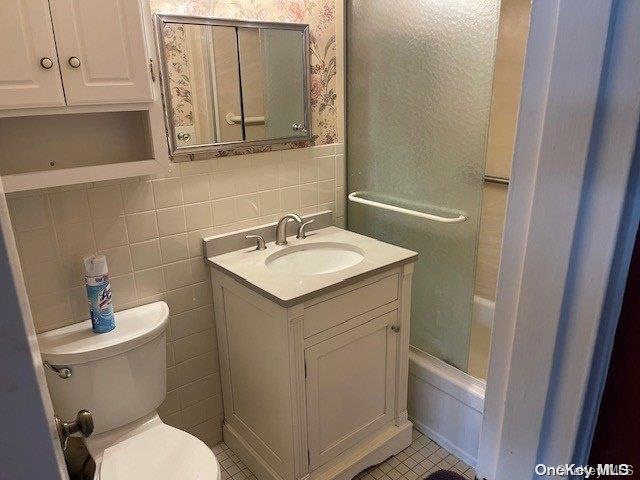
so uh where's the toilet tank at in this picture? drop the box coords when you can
[38,302,169,434]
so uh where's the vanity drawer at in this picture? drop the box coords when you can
[303,272,399,338]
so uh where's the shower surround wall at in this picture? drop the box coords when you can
[7,0,343,446]
[474,0,529,302]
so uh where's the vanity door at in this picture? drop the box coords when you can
[305,310,398,469]
[48,0,153,105]
[0,0,65,109]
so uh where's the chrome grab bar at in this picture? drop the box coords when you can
[225,112,266,126]
[348,191,467,224]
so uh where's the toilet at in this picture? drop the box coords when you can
[37,301,220,480]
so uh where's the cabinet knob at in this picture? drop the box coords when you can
[68,56,81,68]
[40,57,54,69]
[391,325,400,333]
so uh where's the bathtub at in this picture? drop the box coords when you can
[407,296,494,467]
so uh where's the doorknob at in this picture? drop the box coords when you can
[55,410,94,450]
[68,56,81,68]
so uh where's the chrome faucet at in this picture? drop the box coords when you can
[275,213,302,245]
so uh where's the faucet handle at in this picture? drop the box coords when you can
[245,234,267,251]
[296,219,315,239]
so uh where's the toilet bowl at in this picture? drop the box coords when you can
[38,302,220,480]
[88,413,218,480]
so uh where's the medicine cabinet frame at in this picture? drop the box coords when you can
[153,14,312,156]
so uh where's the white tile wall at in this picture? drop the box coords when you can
[7,143,346,446]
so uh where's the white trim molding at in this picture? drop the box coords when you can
[478,1,640,479]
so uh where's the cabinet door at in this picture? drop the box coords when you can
[305,310,398,469]
[48,0,153,105]
[0,0,65,109]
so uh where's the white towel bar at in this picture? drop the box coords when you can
[348,191,467,224]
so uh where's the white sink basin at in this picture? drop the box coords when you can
[265,242,365,275]
[207,226,418,305]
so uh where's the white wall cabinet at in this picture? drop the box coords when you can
[0,0,168,192]
[0,0,152,110]
[211,265,415,480]
[48,0,153,105]
[0,0,65,109]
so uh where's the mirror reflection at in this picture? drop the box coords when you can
[157,16,310,154]
[238,28,306,141]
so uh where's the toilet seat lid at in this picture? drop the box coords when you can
[99,423,219,480]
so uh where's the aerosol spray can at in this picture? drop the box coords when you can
[83,254,115,333]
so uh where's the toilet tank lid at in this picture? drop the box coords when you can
[37,302,169,365]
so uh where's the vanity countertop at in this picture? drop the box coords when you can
[206,226,418,307]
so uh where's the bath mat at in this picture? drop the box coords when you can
[425,469,467,480]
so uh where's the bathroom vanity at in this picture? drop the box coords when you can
[206,222,417,480]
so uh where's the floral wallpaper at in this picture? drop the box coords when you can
[162,24,195,127]
[150,0,339,155]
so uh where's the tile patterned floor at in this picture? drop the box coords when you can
[214,429,475,480]
[213,443,257,480]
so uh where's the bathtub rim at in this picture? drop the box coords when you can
[409,346,485,413]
